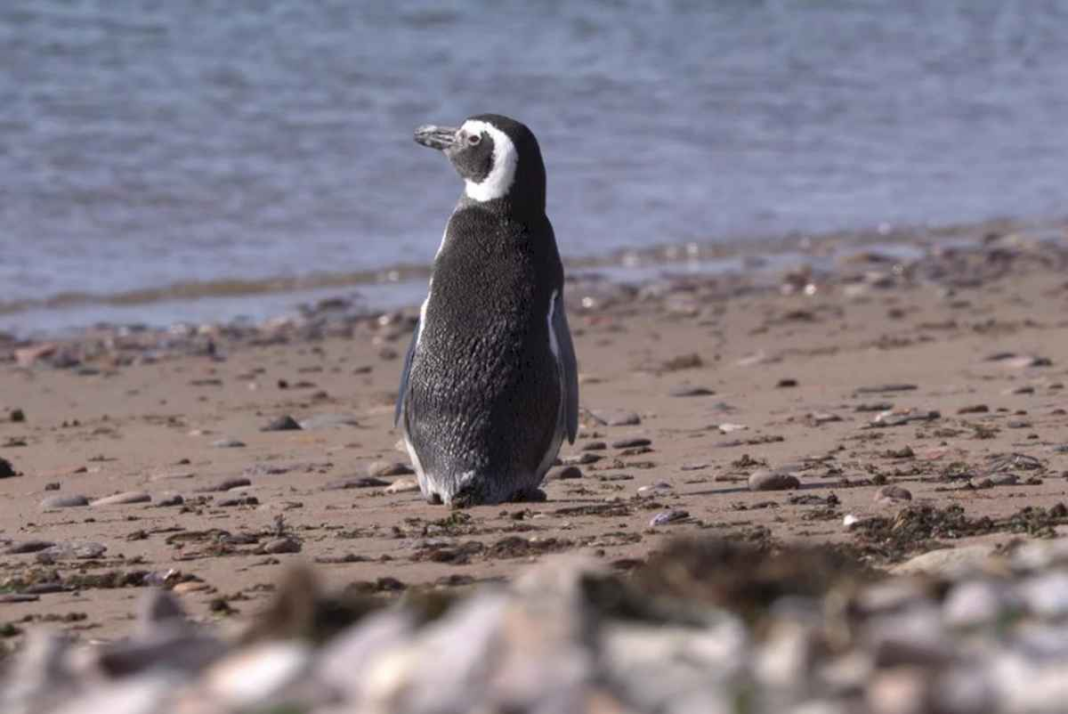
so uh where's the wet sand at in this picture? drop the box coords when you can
[3,221,1068,643]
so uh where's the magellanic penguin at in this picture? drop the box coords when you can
[395,114,579,507]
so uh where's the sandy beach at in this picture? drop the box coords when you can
[2,220,1068,644]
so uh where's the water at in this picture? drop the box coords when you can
[3,0,1067,334]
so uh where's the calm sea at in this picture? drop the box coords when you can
[2,0,1067,333]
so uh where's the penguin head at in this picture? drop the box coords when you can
[414,114,546,212]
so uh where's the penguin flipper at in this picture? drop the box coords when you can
[552,291,579,444]
[394,317,419,428]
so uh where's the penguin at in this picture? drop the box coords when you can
[394,114,578,507]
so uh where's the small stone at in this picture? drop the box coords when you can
[549,466,583,480]
[155,493,184,507]
[669,385,715,398]
[9,408,25,422]
[322,476,389,490]
[367,461,414,477]
[611,437,651,449]
[776,378,798,388]
[40,541,107,560]
[855,383,918,394]
[217,495,260,507]
[261,415,302,432]
[874,485,913,504]
[385,478,420,494]
[581,441,607,451]
[637,481,673,497]
[562,452,602,465]
[957,404,989,414]
[0,593,39,603]
[262,537,301,554]
[5,539,55,554]
[40,494,90,509]
[718,422,748,434]
[590,409,641,427]
[298,413,360,430]
[199,477,252,492]
[1000,355,1052,369]
[649,509,689,526]
[808,412,843,426]
[0,457,18,478]
[976,472,1018,488]
[172,581,211,594]
[91,491,152,507]
[749,470,801,491]
[212,438,246,448]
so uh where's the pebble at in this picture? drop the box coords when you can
[649,509,689,527]
[549,466,583,481]
[718,422,748,434]
[611,437,651,449]
[0,593,39,603]
[976,473,1018,488]
[856,383,918,394]
[872,409,940,427]
[581,441,607,451]
[149,470,195,481]
[40,541,107,560]
[749,470,801,491]
[262,537,302,555]
[637,481,673,497]
[169,582,211,597]
[385,478,420,494]
[874,485,913,504]
[0,457,17,478]
[155,493,184,507]
[5,539,55,554]
[322,476,389,490]
[562,453,601,466]
[212,438,247,448]
[199,477,252,492]
[91,491,152,507]
[590,409,641,427]
[776,378,798,388]
[261,415,303,432]
[40,494,90,509]
[808,412,843,425]
[368,461,415,477]
[298,413,360,430]
[217,495,259,507]
[668,385,715,397]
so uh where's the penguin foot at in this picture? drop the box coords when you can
[425,492,443,505]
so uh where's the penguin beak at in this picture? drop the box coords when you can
[414,125,459,151]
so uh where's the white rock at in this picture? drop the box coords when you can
[204,642,311,708]
[1018,572,1068,619]
[53,675,178,714]
[890,544,998,577]
[943,580,1009,628]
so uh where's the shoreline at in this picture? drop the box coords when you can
[3,215,1064,341]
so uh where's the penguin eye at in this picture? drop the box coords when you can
[467,133,482,146]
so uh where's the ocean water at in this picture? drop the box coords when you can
[3,0,1067,334]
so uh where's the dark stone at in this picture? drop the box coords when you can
[262,415,303,432]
